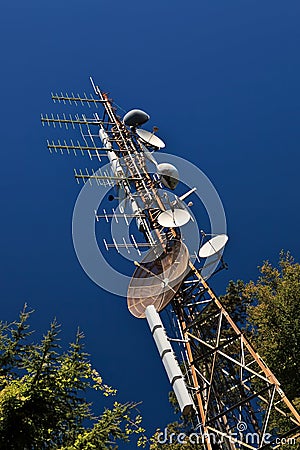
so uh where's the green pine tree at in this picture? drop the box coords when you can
[0,306,144,449]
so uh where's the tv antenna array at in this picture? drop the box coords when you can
[42,78,300,449]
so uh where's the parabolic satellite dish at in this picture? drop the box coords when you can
[157,208,191,228]
[127,240,189,318]
[199,234,229,258]
[136,128,166,149]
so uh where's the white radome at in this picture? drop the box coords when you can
[157,163,179,190]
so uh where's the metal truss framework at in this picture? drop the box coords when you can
[172,263,300,449]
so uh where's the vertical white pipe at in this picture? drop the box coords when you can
[145,305,194,416]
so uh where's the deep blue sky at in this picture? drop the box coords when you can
[1,0,300,445]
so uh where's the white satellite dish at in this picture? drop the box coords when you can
[199,234,229,258]
[136,129,166,149]
[158,209,191,228]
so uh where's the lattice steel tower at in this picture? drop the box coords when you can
[42,78,300,449]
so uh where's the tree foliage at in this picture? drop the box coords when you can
[212,251,300,409]
[245,252,300,403]
[0,306,144,449]
[222,252,300,449]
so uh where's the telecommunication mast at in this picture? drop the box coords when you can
[42,78,300,449]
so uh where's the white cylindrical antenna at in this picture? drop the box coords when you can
[99,129,123,178]
[130,197,143,231]
[145,305,194,416]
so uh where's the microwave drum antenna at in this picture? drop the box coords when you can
[157,163,179,189]
[123,109,150,127]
